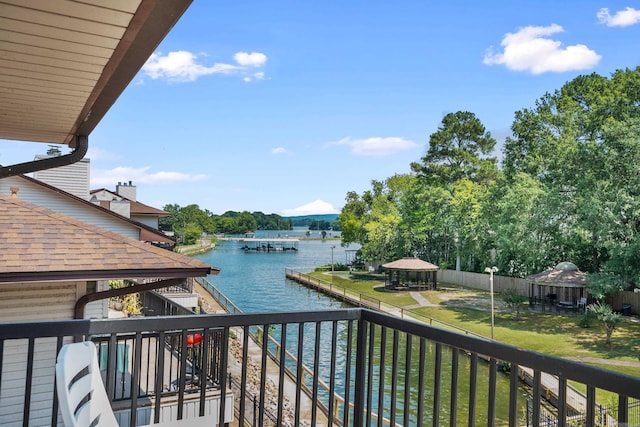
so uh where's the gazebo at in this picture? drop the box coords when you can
[526,262,588,312]
[382,257,439,290]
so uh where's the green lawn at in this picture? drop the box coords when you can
[309,271,640,378]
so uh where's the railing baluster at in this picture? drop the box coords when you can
[586,385,596,426]
[532,370,541,427]
[432,342,442,427]
[218,327,229,427]
[417,338,426,427]
[353,318,368,426]
[51,337,63,427]
[343,319,353,427]
[104,335,117,401]
[154,331,165,424]
[199,328,209,417]
[295,323,304,427]
[277,324,287,427]
[557,377,567,427]
[129,332,143,427]
[468,352,478,427]
[487,357,497,427]
[390,330,400,427]
[366,321,375,426]
[328,320,338,427]
[450,347,459,427]
[259,324,269,427]
[239,325,249,426]
[404,334,412,427]
[311,322,321,426]
[509,364,519,427]
[22,337,35,427]
[377,326,387,427]
[617,395,628,425]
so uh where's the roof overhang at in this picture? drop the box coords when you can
[0,267,220,284]
[0,0,192,173]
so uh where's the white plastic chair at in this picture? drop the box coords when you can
[577,297,588,310]
[56,341,119,427]
[56,342,233,426]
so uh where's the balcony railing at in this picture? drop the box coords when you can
[1,309,639,426]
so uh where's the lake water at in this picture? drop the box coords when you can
[193,229,528,425]
[194,228,352,313]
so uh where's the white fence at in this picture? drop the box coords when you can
[437,269,529,295]
[437,269,638,315]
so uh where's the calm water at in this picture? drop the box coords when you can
[193,229,527,425]
[194,228,351,313]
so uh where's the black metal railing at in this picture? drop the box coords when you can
[91,328,224,403]
[1,309,639,426]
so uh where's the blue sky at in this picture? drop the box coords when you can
[2,1,640,216]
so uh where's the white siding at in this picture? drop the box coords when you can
[85,280,110,319]
[133,215,159,229]
[33,156,90,200]
[0,282,79,322]
[110,198,131,217]
[0,282,80,426]
[0,176,140,240]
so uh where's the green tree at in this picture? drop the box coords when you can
[339,191,370,247]
[235,211,258,234]
[503,67,640,283]
[502,289,528,320]
[183,222,202,245]
[586,273,626,302]
[587,302,622,346]
[411,111,499,185]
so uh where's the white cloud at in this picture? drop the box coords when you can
[597,7,640,27]
[280,200,340,216]
[85,147,120,161]
[244,71,266,83]
[234,52,267,67]
[91,166,207,186]
[329,136,419,157]
[271,147,291,155]
[142,50,267,83]
[483,24,601,74]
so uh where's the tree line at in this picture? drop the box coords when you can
[159,205,292,244]
[339,67,640,291]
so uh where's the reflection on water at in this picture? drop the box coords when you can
[194,231,528,425]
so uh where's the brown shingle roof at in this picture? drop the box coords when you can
[382,258,439,271]
[89,189,170,217]
[0,195,217,283]
[15,174,175,244]
[525,262,587,287]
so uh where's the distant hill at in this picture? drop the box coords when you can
[283,214,339,222]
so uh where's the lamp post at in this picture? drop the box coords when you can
[331,245,336,284]
[484,266,498,340]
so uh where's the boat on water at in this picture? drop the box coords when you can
[238,238,299,252]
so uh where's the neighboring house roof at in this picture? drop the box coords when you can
[382,258,439,271]
[525,262,587,288]
[0,1,192,146]
[13,174,174,244]
[130,200,171,217]
[90,188,171,217]
[0,195,218,283]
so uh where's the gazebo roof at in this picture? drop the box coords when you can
[525,262,587,288]
[382,258,439,271]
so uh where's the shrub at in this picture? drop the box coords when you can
[577,310,597,328]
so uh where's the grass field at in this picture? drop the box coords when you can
[309,271,640,378]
